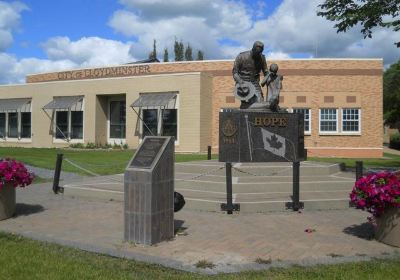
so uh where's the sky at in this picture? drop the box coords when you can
[0,0,399,84]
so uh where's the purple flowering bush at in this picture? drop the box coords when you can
[0,159,34,190]
[350,172,400,217]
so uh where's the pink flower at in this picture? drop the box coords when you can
[350,172,400,217]
[0,159,34,188]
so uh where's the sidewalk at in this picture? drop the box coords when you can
[1,182,399,274]
[384,146,400,156]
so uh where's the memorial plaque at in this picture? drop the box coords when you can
[219,109,306,162]
[130,137,166,168]
[124,136,174,245]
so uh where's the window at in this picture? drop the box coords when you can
[142,109,158,137]
[293,108,311,134]
[342,108,360,133]
[21,112,31,138]
[55,110,84,140]
[320,108,337,132]
[71,111,83,139]
[0,113,5,138]
[142,109,178,140]
[8,113,18,138]
[109,100,126,139]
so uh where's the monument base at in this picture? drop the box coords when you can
[219,108,306,163]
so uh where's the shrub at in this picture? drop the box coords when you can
[389,132,400,150]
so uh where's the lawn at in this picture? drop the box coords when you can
[0,147,398,176]
[0,147,216,176]
[309,152,400,170]
[0,231,399,280]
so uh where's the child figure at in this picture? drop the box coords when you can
[261,63,283,112]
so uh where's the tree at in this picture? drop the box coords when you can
[197,50,204,60]
[383,60,400,130]
[163,48,169,62]
[317,0,400,47]
[174,38,184,61]
[148,39,158,60]
[185,43,193,61]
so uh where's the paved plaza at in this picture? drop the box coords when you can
[1,176,399,274]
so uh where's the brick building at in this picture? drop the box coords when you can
[0,58,383,157]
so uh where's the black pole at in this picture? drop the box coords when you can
[292,161,300,211]
[53,153,64,194]
[207,146,212,160]
[226,162,233,214]
[356,161,363,180]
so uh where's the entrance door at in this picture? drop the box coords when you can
[108,99,126,144]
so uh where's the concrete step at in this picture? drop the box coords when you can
[62,160,354,212]
[175,161,342,176]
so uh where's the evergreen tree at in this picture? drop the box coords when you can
[197,50,204,60]
[163,48,169,62]
[174,38,184,61]
[185,43,193,61]
[148,39,158,60]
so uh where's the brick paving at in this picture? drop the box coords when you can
[0,182,399,274]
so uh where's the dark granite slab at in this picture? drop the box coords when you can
[219,109,306,162]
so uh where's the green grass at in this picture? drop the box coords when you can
[0,231,400,279]
[310,152,400,169]
[0,147,217,176]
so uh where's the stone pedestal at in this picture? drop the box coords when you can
[0,184,16,221]
[375,207,400,247]
[124,137,174,245]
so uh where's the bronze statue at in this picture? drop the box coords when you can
[232,41,267,109]
[261,63,283,112]
[232,41,284,112]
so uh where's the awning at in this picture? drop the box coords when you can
[131,93,176,108]
[43,95,84,110]
[0,98,31,112]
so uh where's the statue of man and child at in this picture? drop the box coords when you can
[232,41,283,111]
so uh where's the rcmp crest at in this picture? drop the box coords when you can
[222,118,237,137]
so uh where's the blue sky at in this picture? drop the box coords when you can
[0,0,398,84]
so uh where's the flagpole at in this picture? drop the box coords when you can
[245,114,253,161]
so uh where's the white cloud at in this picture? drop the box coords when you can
[0,36,137,84]
[42,36,136,67]
[1,0,399,84]
[110,0,399,65]
[0,1,28,51]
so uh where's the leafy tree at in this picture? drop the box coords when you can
[197,50,204,60]
[148,39,158,60]
[185,43,193,61]
[163,48,169,62]
[317,0,400,47]
[383,60,400,130]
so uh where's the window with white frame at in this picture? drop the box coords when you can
[139,94,178,141]
[53,98,84,141]
[293,108,311,134]
[342,108,360,133]
[0,99,31,140]
[142,108,178,140]
[55,110,84,140]
[319,108,338,132]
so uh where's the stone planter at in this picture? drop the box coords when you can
[0,184,16,221]
[375,207,400,247]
